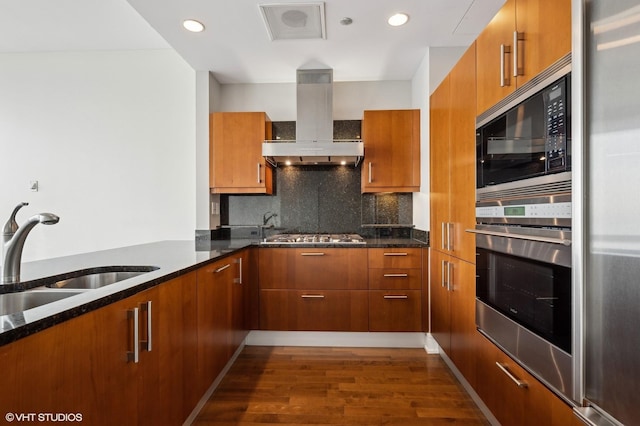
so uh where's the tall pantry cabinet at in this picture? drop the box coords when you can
[429,44,478,386]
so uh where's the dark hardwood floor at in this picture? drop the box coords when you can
[192,346,489,425]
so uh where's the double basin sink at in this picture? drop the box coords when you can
[0,266,159,318]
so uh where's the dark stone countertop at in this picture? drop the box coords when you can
[1,237,427,346]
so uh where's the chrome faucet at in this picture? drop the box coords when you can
[1,205,59,284]
[263,212,278,226]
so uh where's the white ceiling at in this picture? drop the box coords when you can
[1,0,505,84]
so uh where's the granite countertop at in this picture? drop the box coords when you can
[1,237,427,346]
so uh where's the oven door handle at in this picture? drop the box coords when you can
[465,229,572,246]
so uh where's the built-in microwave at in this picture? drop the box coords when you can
[476,73,571,190]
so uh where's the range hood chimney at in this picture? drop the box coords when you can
[262,68,363,166]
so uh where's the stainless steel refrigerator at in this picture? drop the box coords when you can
[576,0,640,424]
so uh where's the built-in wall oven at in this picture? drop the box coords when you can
[472,215,573,401]
[471,56,574,403]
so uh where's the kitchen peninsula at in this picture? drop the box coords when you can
[0,236,426,425]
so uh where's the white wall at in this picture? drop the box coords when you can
[0,49,196,262]
[411,50,431,232]
[410,46,470,232]
[218,80,412,120]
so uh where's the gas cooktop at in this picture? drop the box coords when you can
[262,233,366,245]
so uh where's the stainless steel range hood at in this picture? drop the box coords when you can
[262,69,363,166]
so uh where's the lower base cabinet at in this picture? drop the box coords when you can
[475,332,574,426]
[0,272,198,425]
[368,290,422,331]
[260,289,369,331]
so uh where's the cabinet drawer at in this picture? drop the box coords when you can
[259,290,368,331]
[259,248,368,290]
[368,268,421,290]
[368,290,422,332]
[368,248,421,269]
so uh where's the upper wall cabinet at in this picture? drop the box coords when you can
[210,112,273,194]
[361,109,421,193]
[476,0,572,114]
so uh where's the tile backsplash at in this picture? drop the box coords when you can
[222,120,414,238]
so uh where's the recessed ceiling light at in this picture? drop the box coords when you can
[388,13,409,27]
[183,19,205,33]
[340,17,353,26]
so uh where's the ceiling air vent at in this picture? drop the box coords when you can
[259,2,326,41]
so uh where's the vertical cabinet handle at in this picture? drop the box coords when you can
[257,163,261,184]
[513,31,524,77]
[127,308,139,364]
[234,257,243,284]
[496,362,528,388]
[140,301,152,352]
[442,222,453,251]
[447,261,452,291]
[441,260,447,288]
[368,162,373,183]
[500,44,511,87]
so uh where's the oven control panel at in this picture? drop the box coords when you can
[476,202,572,219]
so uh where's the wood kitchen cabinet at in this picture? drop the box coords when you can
[430,43,477,264]
[475,332,575,426]
[429,250,477,387]
[259,248,368,290]
[368,248,423,332]
[361,109,420,193]
[210,112,273,194]
[260,289,369,331]
[196,254,245,397]
[259,247,369,331]
[0,274,198,425]
[476,0,572,114]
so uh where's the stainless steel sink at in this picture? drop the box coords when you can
[44,266,159,290]
[0,290,84,317]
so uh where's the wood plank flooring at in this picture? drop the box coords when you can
[192,346,489,425]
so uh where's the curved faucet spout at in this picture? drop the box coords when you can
[2,202,29,244]
[1,213,59,284]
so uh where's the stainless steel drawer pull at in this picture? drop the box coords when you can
[301,294,325,299]
[496,362,528,388]
[257,163,261,183]
[383,273,408,277]
[384,295,409,299]
[301,252,325,256]
[368,161,373,183]
[127,308,139,364]
[214,264,231,273]
[383,252,408,256]
[141,301,152,352]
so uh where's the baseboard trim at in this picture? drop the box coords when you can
[245,330,427,348]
